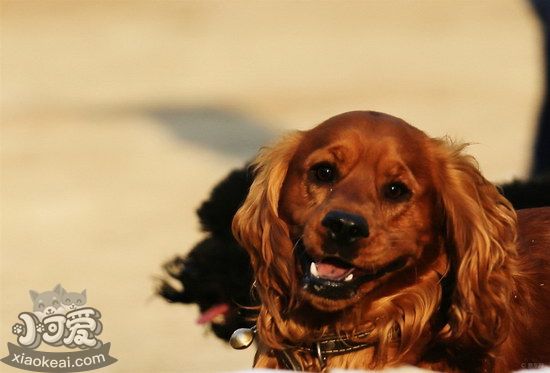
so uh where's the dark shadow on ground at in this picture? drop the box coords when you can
[145,106,276,159]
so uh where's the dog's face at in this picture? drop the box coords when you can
[279,112,441,310]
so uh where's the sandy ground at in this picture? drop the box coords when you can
[0,1,543,372]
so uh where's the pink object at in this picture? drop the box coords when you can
[196,303,230,324]
[316,262,353,281]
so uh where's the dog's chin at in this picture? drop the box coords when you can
[297,243,409,312]
[300,286,366,311]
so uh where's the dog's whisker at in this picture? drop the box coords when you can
[292,237,303,251]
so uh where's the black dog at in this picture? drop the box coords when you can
[158,164,549,342]
[157,168,256,341]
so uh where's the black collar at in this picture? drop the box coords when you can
[274,330,374,371]
[230,325,376,370]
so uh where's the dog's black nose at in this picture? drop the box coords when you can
[322,210,369,244]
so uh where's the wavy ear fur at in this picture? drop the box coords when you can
[232,132,303,345]
[432,139,518,351]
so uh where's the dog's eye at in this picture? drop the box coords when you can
[311,163,337,183]
[383,182,411,201]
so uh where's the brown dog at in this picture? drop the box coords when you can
[232,111,550,372]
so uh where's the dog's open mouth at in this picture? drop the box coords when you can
[310,257,363,282]
[298,243,408,300]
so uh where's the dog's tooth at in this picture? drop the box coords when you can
[310,262,319,277]
[344,273,354,282]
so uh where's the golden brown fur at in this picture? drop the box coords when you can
[232,111,550,372]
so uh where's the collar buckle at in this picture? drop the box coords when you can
[315,341,327,370]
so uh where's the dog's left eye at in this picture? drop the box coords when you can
[383,182,411,201]
[311,163,337,183]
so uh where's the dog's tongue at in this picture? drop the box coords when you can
[316,262,353,281]
[196,303,230,325]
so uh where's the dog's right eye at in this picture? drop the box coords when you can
[382,181,411,202]
[311,163,337,183]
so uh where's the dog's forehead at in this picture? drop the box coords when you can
[298,111,428,155]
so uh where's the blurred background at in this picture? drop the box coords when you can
[0,0,543,372]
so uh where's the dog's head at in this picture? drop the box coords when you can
[233,111,517,354]
[279,112,441,310]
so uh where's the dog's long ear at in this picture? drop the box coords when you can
[232,132,304,320]
[431,139,517,350]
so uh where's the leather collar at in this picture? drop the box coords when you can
[274,330,374,371]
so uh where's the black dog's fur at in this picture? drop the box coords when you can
[158,167,549,342]
[499,175,550,209]
[158,169,256,341]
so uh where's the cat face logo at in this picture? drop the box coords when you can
[30,284,87,320]
[30,284,63,320]
[61,288,86,312]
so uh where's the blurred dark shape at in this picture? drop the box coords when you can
[158,168,257,341]
[197,167,252,238]
[500,174,550,209]
[531,0,550,176]
[147,106,275,158]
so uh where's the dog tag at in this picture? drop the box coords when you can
[230,327,256,350]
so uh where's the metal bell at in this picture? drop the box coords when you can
[229,326,256,350]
